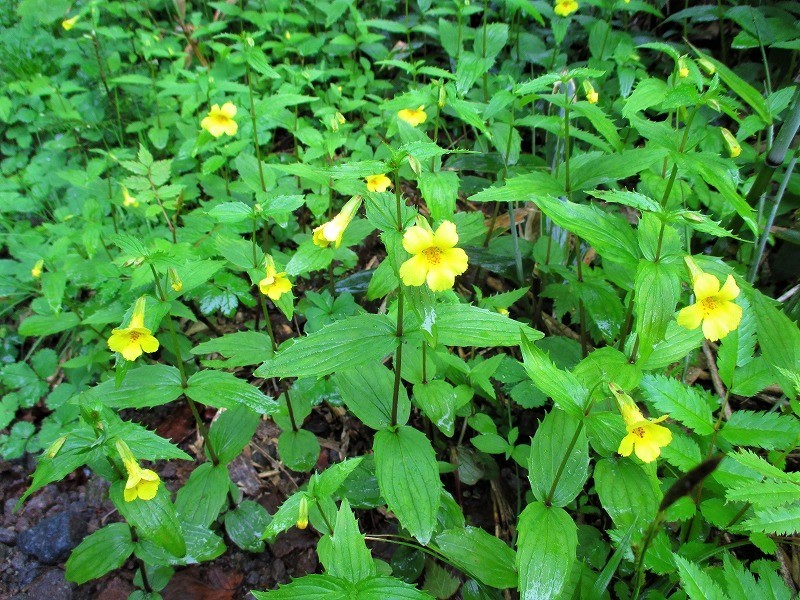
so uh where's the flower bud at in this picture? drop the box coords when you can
[696,57,716,75]
[297,495,309,530]
[721,128,741,158]
[582,80,598,104]
[168,268,183,292]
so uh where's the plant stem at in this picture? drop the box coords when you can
[631,512,663,599]
[545,420,584,506]
[748,152,798,283]
[390,169,405,427]
[245,61,267,193]
[575,238,588,358]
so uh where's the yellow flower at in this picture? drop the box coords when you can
[554,0,578,17]
[721,128,741,158]
[62,15,79,30]
[399,220,469,292]
[31,259,44,279]
[678,57,690,78]
[168,268,183,292]
[297,495,309,530]
[116,440,160,502]
[397,106,427,127]
[618,402,672,463]
[677,263,742,342]
[201,102,238,138]
[583,81,598,104]
[122,186,139,208]
[107,297,160,362]
[312,196,362,248]
[259,257,292,301]
[365,174,392,193]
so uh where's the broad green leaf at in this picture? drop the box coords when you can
[208,405,261,464]
[111,481,186,558]
[175,463,230,527]
[65,523,134,584]
[18,446,93,505]
[83,365,183,409]
[520,336,586,417]
[186,370,277,415]
[278,429,320,472]
[528,410,590,507]
[639,322,704,370]
[256,315,398,379]
[633,260,681,362]
[413,381,457,437]
[109,420,191,461]
[621,78,668,119]
[374,426,442,545]
[311,457,366,499]
[356,576,434,599]
[640,374,715,436]
[743,506,800,536]
[594,458,661,533]
[532,196,639,265]
[319,499,375,583]
[516,501,577,600]
[435,304,543,347]
[334,363,410,430]
[435,526,517,589]
[225,500,272,553]
[18,313,81,336]
[208,201,253,223]
[251,574,351,599]
[418,171,459,222]
[469,172,563,204]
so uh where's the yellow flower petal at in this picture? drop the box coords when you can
[618,434,635,457]
[433,221,459,249]
[123,486,138,502]
[402,226,435,254]
[426,266,456,292]
[366,174,392,193]
[634,439,662,463]
[676,303,703,331]
[717,274,740,302]
[399,254,429,287]
[440,247,469,275]
[693,272,720,300]
[139,333,160,354]
[220,102,237,118]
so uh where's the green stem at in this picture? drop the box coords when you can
[421,343,428,384]
[258,294,298,431]
[631,512,664,600]
[545,421,584,505]
[245,61,267,193]
[575,239,587,358]
[390,169,405,427]
[617,290,636,350]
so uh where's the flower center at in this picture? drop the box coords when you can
[700,296,718,315]
[632,426,646,438]
[129,331,141,342]
[422,247,443,265]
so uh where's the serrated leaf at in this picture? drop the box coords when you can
[673,554,728,600]
[640,374,715,435]
[720,410,800,450]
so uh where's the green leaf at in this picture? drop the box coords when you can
[208,405,261,464]
[174,463,230,527]
[225,500,272,553]
[720,410,800,450]
[640,374,715,436]
[356,576,435,599]
[520,336,586,417]
[109,420,191,461]
[418,171,459,222]
[191,331,273,368]
[590,189,661,213]
[374,426,442,545]
[726,481,800,509]
[83,365,183,409]
[516,501,577,600]
[469,172,563,204]
[18,445,93,506]
[18,313,81,336]
[749,290,800,400]
[689,46,771,123]
[434,304,543,347]
[528,410,589,507]
[638,322,704,370]
[673,554,728,600]
[251,574,351,599]
[185,370,277,415]
[594,458,661,533]
[285,240,335,275]
[278,429,320,472]
[743,506,800,536]
[633,261,681,362]
[413,381,457,437]
[334,363,410,430]
[621,78,668,119]
[435,526,517,589]
[65,523,134,584]
[320,499,375,583]
[532,196,639,265]
[111,481,186,558]
[311,457,366,499]
[208,201,253,223]
[255,315,398,379]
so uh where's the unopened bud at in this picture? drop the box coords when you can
[720,128,741,158]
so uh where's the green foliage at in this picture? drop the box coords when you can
[3,0,799,597]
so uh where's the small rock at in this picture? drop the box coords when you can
[11,568,72,600]
[17,512,87,565]
[0,527,16,544]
